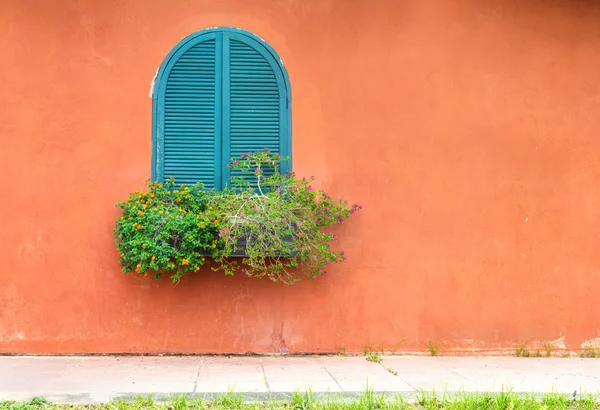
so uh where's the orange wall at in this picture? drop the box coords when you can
[1,0,600,354]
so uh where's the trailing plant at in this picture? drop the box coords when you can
[114,149,362,284]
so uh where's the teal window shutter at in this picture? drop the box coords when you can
[221,31,290,186]
[152,28,291,189]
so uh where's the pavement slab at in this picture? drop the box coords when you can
[0,355,599,403]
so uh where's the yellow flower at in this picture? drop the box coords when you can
[170,176,175,181]
[135,263,141,273]
[209,206,213,210]
[159,210,164,215]
[195,266,200,271]
[143,273,148,277]
[128,217,133,221]
[150,193,155,198]
[174,190,179,194]
[151,256,156,261]
[211,244,217,249]
[120,253,124,257]
[201,257,206,262]
[176,198,181,203]
[137,224,142,230]
[139,211,144,216]
[181,258,189,265]
[214,219,219,224]
[143,204,148,209]
[199,223,205,229]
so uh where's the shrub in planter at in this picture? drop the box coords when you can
[114,149,362,284]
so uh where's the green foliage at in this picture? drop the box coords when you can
[365,352,383,363]
[2,391,600,410]
[114,149,362,284]
[291,389,316,410]
[0,397,47,410]
[114,178,218,282]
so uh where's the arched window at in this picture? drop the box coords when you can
[152,27,291,189]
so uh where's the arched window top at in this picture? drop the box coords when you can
[152,27,292,189]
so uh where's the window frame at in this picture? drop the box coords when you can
[151,27,292,187]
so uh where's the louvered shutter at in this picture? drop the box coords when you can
[221,32,290,187]
[153,29,291,189]
[154,33,222,189]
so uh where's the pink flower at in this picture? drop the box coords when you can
[350,209,356,214]
[240,153,245,158]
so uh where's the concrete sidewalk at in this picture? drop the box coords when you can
[0,355,599,403]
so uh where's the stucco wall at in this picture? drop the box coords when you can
[1,0,599,354]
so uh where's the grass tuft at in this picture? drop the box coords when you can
[291,388,316,410]
[544,341,554,357]
[423,338,443,356]
[580,346,598,358]
[515,343,531,357]
[365,351,383,363]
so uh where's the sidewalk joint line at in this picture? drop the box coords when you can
[378,361,417,391]
[192,360,202,393]
[324,365,344,392]
[259,360,270,393]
